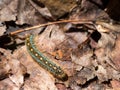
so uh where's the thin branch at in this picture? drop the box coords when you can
[10,19,93,35]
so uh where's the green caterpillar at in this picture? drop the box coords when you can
[25,35,68,81]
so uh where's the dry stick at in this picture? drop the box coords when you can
[10,19,93,35]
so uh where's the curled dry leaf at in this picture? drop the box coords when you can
[95,20,120,33]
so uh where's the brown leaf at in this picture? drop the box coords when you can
[0,0,17,22]
[14,46,58,90]
[110,35,120,71]
[0,48,26,88]
[31,0,76,19]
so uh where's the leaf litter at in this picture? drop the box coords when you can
[0,0,120,90]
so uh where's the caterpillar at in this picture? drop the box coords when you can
[25,35,68,81]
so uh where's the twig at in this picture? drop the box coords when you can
[10,19,93,35]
